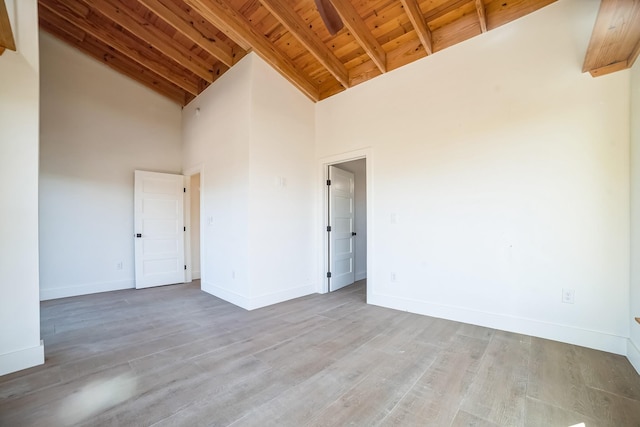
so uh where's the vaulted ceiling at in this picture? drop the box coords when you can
[35,0,640,106]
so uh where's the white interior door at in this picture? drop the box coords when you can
[329,165,355,291]
[134,170,185,289]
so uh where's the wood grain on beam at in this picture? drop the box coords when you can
[39,5,86,42]
[587,60,629,77]
[330,0,386,73]
[0,0,16,52]
[424,0,469,22]
[52,0,89,17]
[583,0,640,77]
[484,0,556,30]
[259,0,349,88]
[40,0,200,95]
[400,0,432,55]
[432,9,479,51]
[81,0,216,82]
[40,18,188,105]
[138,0,235,67]
[185,0,319,101]
[475,0,487,33]
[387,34,425,71]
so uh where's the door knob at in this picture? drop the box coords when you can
[136,233,142,238]
[351,232,357,236]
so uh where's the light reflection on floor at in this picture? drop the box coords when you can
[57,374,137,425]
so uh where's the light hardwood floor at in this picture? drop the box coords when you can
[1,281,639,426]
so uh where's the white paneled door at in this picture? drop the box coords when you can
[329,166,355,291]
[134,170,185,289]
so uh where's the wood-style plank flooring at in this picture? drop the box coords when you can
[1,280,640,426]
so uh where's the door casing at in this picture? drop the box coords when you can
[317,148,373,301]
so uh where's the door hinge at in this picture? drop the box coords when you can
[184,188,186,193]
[326,272,332,278]
[326,225,331,232]
[184,226,186,232]
[184,265,187,270]
[326,179,331,186]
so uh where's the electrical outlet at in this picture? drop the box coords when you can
[116,261,123,270]
[562,288,575,304]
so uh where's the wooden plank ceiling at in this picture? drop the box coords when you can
[37,0,636,106]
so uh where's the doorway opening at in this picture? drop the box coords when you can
[184,171,202,288]
[325,158,367,295]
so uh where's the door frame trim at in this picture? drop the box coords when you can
[317,148,373,302]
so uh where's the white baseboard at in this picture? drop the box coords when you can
[0,340,45,376]
[368,292,628,355]
[245,284,315,310]
[355,271,367,281]
[201,280,315,311]
[201,280,251,309]
[192,270,201,280]
[628,339,640,375]
[40,280,135,301]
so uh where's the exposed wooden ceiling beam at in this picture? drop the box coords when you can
[259,0,349,88]
[329,0,386,73]
[35,0,565,103]
[475,0,487,33]
[40,18,189,105]
[40,0,200,95]
[138,0,236,67]
[184,0,319,101]
[400,0,432,55]
[81,0,216,82]
[583,0,640,77]
[0,0,16,53]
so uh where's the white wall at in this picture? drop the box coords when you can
[247,56,316,307]
[0,0,44,375]
[335,159,367,280]
[27,0,637,372]
[630,62,640,372]
[39,32,182,300]
[183,55,252,305]
[183,53,316,309]
[316,0,631,354]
